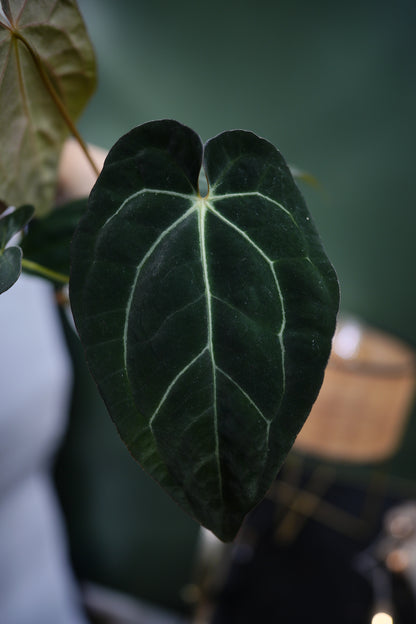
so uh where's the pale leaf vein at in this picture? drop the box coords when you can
[217,366,271,427]
[206,199,286,395]
[198,200,223,501]
[149,347,208,428]
[102,187,195,231]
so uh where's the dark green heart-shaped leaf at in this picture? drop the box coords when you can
[21,198,86,277]
[0,0,96,215]
[70,120,339,541]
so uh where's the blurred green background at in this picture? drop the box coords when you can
[56,0,416,614]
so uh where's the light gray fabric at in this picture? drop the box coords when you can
[0,275,87,624]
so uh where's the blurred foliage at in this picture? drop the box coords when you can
[0,1,96,214]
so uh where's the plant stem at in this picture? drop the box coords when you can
[11,29,100,178]
[21,258,69,284]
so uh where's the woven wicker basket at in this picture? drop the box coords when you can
[294,318,416,463]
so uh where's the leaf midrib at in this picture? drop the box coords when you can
[197,197,223,500]
[100,185,294,499]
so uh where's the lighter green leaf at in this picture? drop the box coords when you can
[70,120,339,541]
[0,0,96,215]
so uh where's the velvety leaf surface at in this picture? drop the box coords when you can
[0,0,96,215]
[70,120,339,541]
[21,198,86,276]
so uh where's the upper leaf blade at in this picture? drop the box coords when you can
[70,120,339,541]
[0,0,96,215]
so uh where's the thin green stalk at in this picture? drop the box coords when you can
[21,258,69,284]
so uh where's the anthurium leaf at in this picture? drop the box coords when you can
[0,246,22,293]
[70,120,339,541]
[21,198,86,276]
[0,0,96,215]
